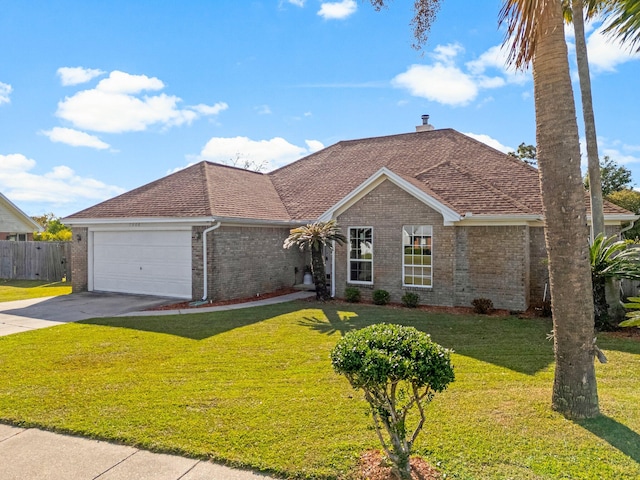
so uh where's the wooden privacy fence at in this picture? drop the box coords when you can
[0,240,71,282]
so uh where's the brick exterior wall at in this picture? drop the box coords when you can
[203,225,305,302]
[335,180,456,306]
[70,227,88,293]
[334,180,531,311]
[454,225,529,311]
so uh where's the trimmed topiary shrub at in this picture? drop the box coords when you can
[331,324,454,480]
[401,292,420,308]
[472,297,494,314]
[372,289,390,305]
[344,286,361,303]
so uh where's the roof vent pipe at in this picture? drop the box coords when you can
[416,114,434,132]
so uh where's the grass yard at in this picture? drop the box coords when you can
[0,279,71,302]
[0,300,639,479]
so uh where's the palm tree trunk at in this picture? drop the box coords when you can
[311,246,329,300]
[533,0,599,419]
[572,0,605,239]
[571,0,623,324]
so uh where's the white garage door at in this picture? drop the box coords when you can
[92,230,192,299]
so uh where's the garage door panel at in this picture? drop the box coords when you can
[93,230,192,299]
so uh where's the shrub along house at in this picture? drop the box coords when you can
[64,121,637,311]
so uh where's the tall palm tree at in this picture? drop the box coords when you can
[500,0,600,419]
[284,220,346,301]
[565,0,640,320]
[563,0,605,240]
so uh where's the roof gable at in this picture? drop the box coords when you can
[0,192,43,233]
[318,167,461,225]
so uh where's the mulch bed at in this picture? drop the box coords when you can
[356,450,441,480]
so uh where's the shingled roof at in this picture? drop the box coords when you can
[65,161,291,221]
[269,128,544,219]
[66,128,632,222]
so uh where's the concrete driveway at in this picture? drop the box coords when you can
[0,292,177,337]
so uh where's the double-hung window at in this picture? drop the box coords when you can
[349,227,373,284]
[403,225,432,287]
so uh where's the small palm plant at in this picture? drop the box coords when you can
[620,297,640,328]
[590,233,640,330]
[283,220,346,301]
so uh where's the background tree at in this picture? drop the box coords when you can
[606,189,640,239]
[598,156,633,195]
[500,0,600,419]
[31,214,72,242]
[283,220,346,300]
[507,142,537,166]
[331,323,454,480]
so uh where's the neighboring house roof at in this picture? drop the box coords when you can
[64,128,635,224]
[0,192,43,233]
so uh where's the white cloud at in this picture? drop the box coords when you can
[0,82,12,105]
[199,136,323,171]
[57,67,105,86]
[41,127,110,149]
[393,43,532,106]
[95,71,163,94]
[433,43,464,64]
[318,0,357,20]
[256,104,272,115]
[586,24,640,72]
[0,153,124,207]
[465,45,528,85]
[393,64,478,106]
[305,139,325,152]
[463,133,513,154]
[288,0,305,6]
[55,70,227,133]
[191,103,228,115]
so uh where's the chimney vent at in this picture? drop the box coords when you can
[416,114,434,132]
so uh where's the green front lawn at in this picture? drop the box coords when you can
[0,301,639,479]
[0,279,71,302]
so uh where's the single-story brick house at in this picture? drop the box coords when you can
[64,125,637,311]
[0,192,43,241]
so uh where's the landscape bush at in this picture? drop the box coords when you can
[372,289,390,305]
[331,323,455,480]
[472,298,494,314]
[344,286,361,303]
[401,292,420,308]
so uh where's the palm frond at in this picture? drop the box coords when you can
[601,0,640,52]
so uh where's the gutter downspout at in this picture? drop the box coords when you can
[202,221,221,301]
[620,219,637,237]
[331,239,336,298]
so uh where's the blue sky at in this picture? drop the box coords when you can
[1,0,639,217]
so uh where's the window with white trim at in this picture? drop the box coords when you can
[349,227,373,284]
[403,225,432,287]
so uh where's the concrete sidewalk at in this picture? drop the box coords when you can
[0,424,277,480]
[125,291,315,317]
